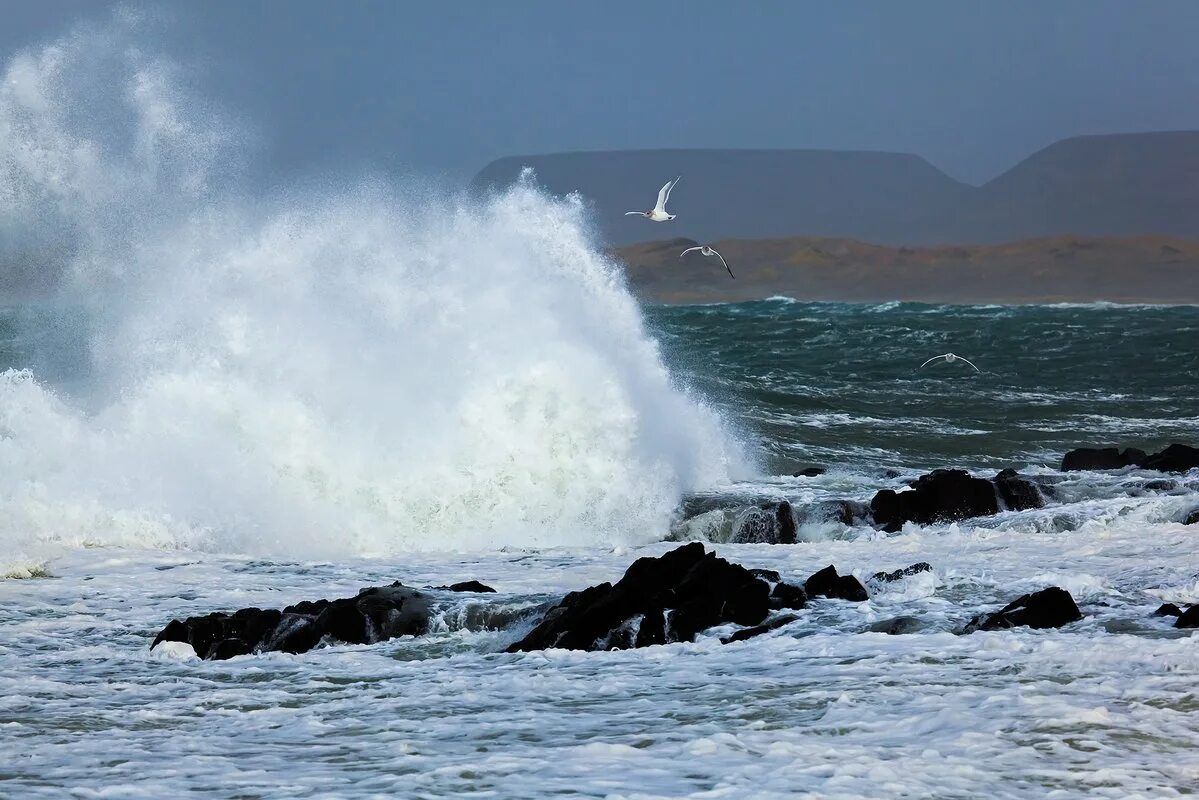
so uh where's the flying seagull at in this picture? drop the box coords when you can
[919,352,980,373]
[681,245,735,279]
[625,176,680,222]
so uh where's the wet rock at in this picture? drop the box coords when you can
[1142,443,1199,474]
[963,587,1082,632]
[1183,508,1199,526]
[1061,447,1144,471]
[866,616,924,635]
[994,469,1044,511]
[769,582,808,610]
[792,467,826,478]
[1176,606,1199,629]
[438,581,497,593]
[750,568,781,584]
[1154,603,1183,617]
[506,542,770,652]
[869,469,999,532]
[871,562,933,583]
[732,501,797,544]
[722,614,800,644]
[804,565,868,602]
[151,585,432,660]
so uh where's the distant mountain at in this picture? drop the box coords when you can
[472,132,1199,246]
[615,234,1199,305]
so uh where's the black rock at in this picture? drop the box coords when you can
[775,501,798,544]
[1142,444,1199,474]
[205,637,252,660]
[869,469,999,532]
[866,616,924,635]
[750,568,781,584]
[1176,606,1199,629]
[804,565,869,602]
[1183,509,1199,526]
[1061,447,1142,471]
[769,582,808,610]
[314,598,370,645]
[1154,603,1183,617]
[964,587,1082,632]
[994,469,1044,511]
[871,562,933,583]
[721,614,800,644]
[792,467,826,478]
[506,543,771,652]
[732,501,798,544]
[439,581,497,593]
[150,619,189,651]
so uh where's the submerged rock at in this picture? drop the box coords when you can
[804,565,868,602]
[731,501,798,544]
[506,542,771,652]
[437,581,497,593]
[721,614,800,643]
[866,615,924,635]
[1183,509,1199,526]
[963,587,1082,632]
[871,562,933,583]
[792,466,826,478]
[151,584,432,660]
[1061,447,1144,471]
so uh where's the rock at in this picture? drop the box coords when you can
[750,568,781,584]
[1183,509,1199,526]
[770,582,808,610]
[1061,447,1142,471]
[721,614,800,643]
[732,501,798,544]
[866,616,923,635]
[871,562,933,583]
[506,542,771,652]
[792,467,826,478]
[869,469,999,532]
[1142,444,1199,473]
[964,587,1082,632]
[439,581,496,593]
[804,565,868,602]
[1176,606,1199,629]
[1154,603,1183,617]
[151,585,432,660]
[994,469,1044,511]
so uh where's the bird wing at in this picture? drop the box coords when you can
[919,355,947,370]
[655,176,680,212]
[625,211,645,216]
[710,247,734,279]
[679,247,702,257]
[957,356,982,373]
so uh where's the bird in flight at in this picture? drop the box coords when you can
[680,245,735,279]
[919,352,981,373]
[625,176,680,222]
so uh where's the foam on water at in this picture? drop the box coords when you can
[0,19,747,571]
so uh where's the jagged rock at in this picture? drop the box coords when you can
[994,469,1044,511]
[1183,509,1199,526]
[732,501,798,544]
[1061,447,1144,471]
[1176,606,1199,629]
[869,469,999,532]
[963,587,1082,632]
[804,565,868,602]
[1142,444,1199,473]
[871,562,933,583]
[506,543,770,652]
[438,581,496,593]
[721,614,800,643]
[1154,603,1183,617]
[151,585,432,660]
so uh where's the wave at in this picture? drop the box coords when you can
[0,17,749,572]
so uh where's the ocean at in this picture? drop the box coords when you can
[2,17,1199,800]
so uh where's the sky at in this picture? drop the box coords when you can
[4,0,1199,185]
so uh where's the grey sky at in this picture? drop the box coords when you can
[5,0,1199,184]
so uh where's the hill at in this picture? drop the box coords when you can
[473,132,1199,246]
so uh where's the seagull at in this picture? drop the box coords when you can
[919,352,981,373]
[680,245,735,279]
[625,176,680,222]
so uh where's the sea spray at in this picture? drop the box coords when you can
[0,19,749,571]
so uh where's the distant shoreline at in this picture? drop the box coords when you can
[615,233,1199,306]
